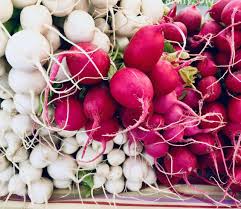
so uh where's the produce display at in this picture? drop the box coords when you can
[0,0,241,206]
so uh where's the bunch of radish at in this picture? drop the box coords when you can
[1,0,241,207]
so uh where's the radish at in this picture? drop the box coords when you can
[11,114,34,137]
[189,134,216,155]
[8,69,46,94]
[42,0,75,17]
[0,166,14,182]
[5,30,50,72]
[221,0,241,27]
[65,42,110,85]
[58,129,77,138]
[116,36,129,50]
[227,96,241,123]
[123,156,148,181]
[5,132,22,157]
[54,97,86,131]
[149,60,179,96]
[13,93,39,115]
[141,0,164,23]
[7,146,29,163]
[0,155,9,172]
[223,122,241,142]
[123,141,143,156]
[28,177,53,204]
[161,22,187,43]
[47,155,77,180]
[110,67,153,131]
[163,126,185,143]
[44,27,61,52]
[154,91,177,114]
[145,114,164,129]
[12,0,37,9]
[30,143,58,168]
[92,140,114,154]
[182,88,200,109]
[93,174,106,188]
[91,29,111,53]
[164,104,183,125]
[234,50,241,70]
[19,160,42,184]
[200,102,226,130]
[0,182,9,197]
[64,10,95,43]
[197,52,218,77]
[107,149,125,166]
[126,180,142,192]
[76,128,89,146]
[225,71,241,93]
[20,5,52,34]
[0,28,8,58]
[91,0,118,9]
[61,137,79,154]
[0,0,13,23]
[123,25,164,72]
[8,174,26,197]
[144,167,157,185]
[76,146,103,170]
[53,179,72,189]
[209,0,230,22]
[113,131,127,145]
[120,0,141,16]
[74,0,89,11]
[0,74,14,99]
[142,152,154,166]
[174,5,202,34]
[196,20,223,38]
[114,11,150,38]
[0,110,12,132]
[107,166,123,180]
[1,99,16,114]
[156,171,181,187]
[197,76,221,102]
[96,163,110,177]
[95,18,110,33]
[105,177,125,194]
[164,147,197,178]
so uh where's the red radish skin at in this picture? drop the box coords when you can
[221,0,241,28]
[225,71,241,93]
[223,122,241,142]
[196,20,223,37]
[200,102,227,130]
[234,50,241,70]
[164,104,183,125]
[145,114,165,129]
[197,76,221,102]
[149,60,179,96]
[54,97,86,131]
[123,25,164,73]
[164,147,198,177]
[189,134,216,155]
[66,42,110,85]
[161,22,187,43]
[227,96,241,123]
[229,167,241,194]
[215,51,230,66]
[163,125,184,143]
[174,5,202,34]
[182,88,200,109]
[213,30,241,54]
[226,147,241,166]
[157,172,181,187]
[84,86,116,122]
[197,52,218,77]
[127,129,159,143]
[154,92,177,114]
[209,0,230,22]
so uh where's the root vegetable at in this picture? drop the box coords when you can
[0,74,14,99]
[0,0,13,23]
[44,27,61,52]
[61,137,79,154]
[0,28,8,58]
[0,110,12,131]
[107,149,125,166]
[12,0,37,8]
[96,163,110,177]
[113,131,127,145]
[53,179,72,189]
[58,130,77,138]
[8,174,26,196]
[123,141,143,156]
[120,0,141,16]
[91,29,111,53]
[126,180,142,191]
[76,129,89,146]
[11,114,34,137]
[93,174,106,188]
[0,155,9,172]
[1,99,16,114]
[92,140,114,154]
[105,177,124,194]
[107,166,122,180]
[0,166,14,182]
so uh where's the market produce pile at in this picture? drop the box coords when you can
[1,0,241,206]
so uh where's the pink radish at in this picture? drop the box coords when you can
[196,20,223,37]
[154,92,177,114]
[123,25,164,73]
[54,97,86,131]
[221,0,241,28]
[149,60,179,96]
[200,102,227,130]
[110,67,154,132]
[182,88,200,109]
[197,76,221,102]
[164,104,183,125]
[234,50,241,70]
[229,167,241,194]
[223,122,241,142]
[163,125,184,143]
[227,96,241,123]
[127,129,159,143]
[189,134,216,155]
[157,171,181,187]
[174,5,202,34]
[209,0,230,22]
[145,114,164,129]
[197,52,218,77]
[225,71,241,93]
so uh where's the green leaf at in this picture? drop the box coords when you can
[78,171,94,189]
[179,66,198,87]
[164,42,175,53]
[79,185,92,198]
[108,65,117,79]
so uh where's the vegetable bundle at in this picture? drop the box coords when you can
[0,0,241,206]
